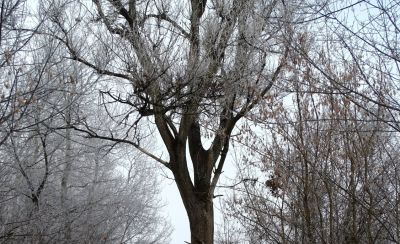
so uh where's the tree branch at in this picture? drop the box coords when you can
[143,13,190,39]
[70,125,171,169]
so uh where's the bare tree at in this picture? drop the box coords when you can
[291,0,400,131]
[10,1,400,243]
[0,0,46,146]
[0,22,172,242]
[39,0,302,242]
[221,49,400,243]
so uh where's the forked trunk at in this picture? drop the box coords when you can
[170,144,215,244]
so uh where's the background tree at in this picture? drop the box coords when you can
[293,0,400,130]
[217,2,400,243]
[0,0,34,145]
[0,15,172,242]
[220,24,400,241]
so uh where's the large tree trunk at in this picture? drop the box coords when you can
[169,136,216,244]
[175,187,214,244]
[171,165,215,244]
[155,106,235,244]
[187,198,214,244]
[173,174,215,244]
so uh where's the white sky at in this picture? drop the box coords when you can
[161,177,191,243]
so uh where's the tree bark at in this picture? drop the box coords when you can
[166,122,217,244]
[173,162,214,244]
[187,199,214,244]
